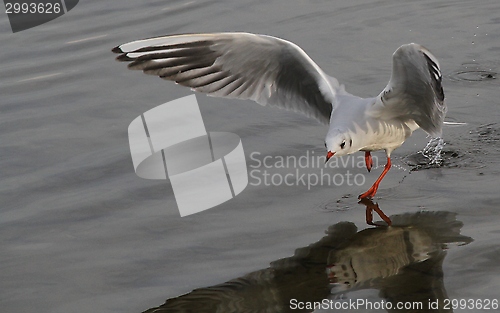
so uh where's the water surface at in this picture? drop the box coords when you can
[1,1,500,312]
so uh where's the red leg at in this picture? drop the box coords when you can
[358,156,392,199]
[371,203,392,226]
[364,151,373,172]
[359,198,392,226]
[365,202,374,225]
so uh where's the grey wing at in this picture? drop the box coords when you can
[373,43,446,137]
[113,32,342,124]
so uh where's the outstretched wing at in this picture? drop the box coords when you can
[373,43,446,137]
[113,32,343,124]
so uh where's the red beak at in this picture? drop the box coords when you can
[325,151,335,164]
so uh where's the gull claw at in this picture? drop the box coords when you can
[358,188,376,200]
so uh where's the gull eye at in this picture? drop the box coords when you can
[340,140,346,149]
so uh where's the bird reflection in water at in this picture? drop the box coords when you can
[359,197,392,226]
[144,203,472,313]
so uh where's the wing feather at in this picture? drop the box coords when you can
[373,43,447,137]
[113,32,344,124]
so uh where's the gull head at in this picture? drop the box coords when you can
[325,129,353,162]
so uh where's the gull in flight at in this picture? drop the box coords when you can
[113,32,446,200]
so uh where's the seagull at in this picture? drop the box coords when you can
[112,32,446,199]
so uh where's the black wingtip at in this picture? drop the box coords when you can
[422,53,445,102]
[116,53,134,62]
[112,46,123,54]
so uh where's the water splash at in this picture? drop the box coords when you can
[421,137,445,165]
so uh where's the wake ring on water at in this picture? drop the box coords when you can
[448,70,496,82]
[314,195,353,213]
[403,137,468,171]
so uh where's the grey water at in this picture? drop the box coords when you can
[1,1,500,312]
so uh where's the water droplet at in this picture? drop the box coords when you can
[476,93,479,97]
[472,41,475,44]
[422,138,445,165]
[474,33,477,37]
